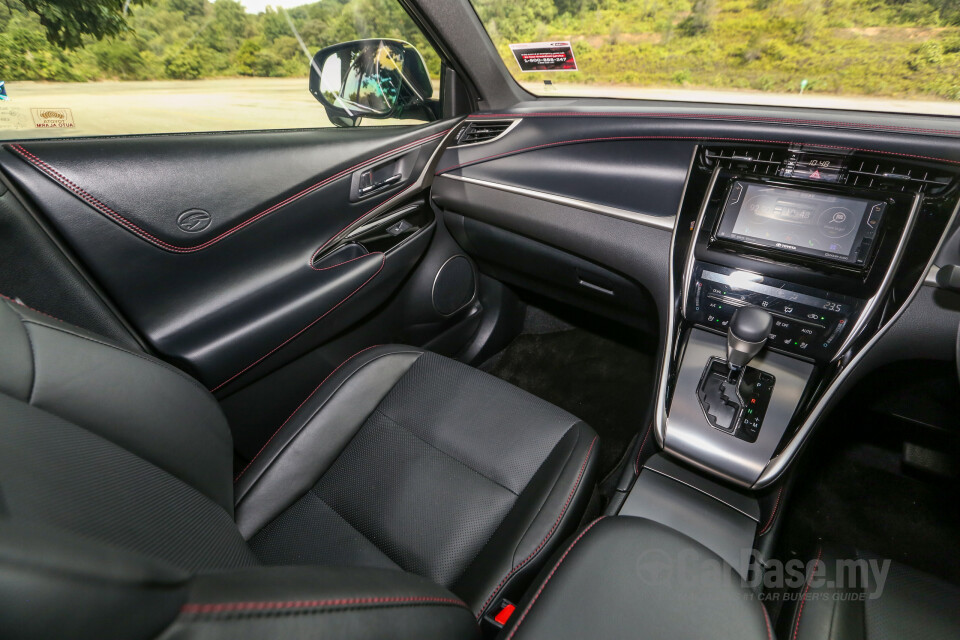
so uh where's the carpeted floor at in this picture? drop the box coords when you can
[482,323,655,479]
[782,421,960,586]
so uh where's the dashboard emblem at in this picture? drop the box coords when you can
[177,209,211,233]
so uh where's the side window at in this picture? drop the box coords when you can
[0,0,442,140]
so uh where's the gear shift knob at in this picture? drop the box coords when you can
[727,307,773,370]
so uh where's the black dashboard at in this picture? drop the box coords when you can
[432,107,960,487]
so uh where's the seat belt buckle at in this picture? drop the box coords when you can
[483,598,517,631]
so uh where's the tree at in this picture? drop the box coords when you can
[164,46,204,78]
[678,0,717,36]
[19,0,146,49]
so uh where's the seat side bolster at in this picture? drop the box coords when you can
[158,565,479,640]
[0,298,34,401]
[0,520,190,640]
[233,346,424,539]
[453,421,599,618]
[0,297,236,513]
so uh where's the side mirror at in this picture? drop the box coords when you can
[309,39,434,127]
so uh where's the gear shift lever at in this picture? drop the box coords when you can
[726,307,773,372]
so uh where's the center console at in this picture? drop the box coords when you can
[653,144,960,488]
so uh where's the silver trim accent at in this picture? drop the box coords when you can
[666,329,813,486]
[925,264,941,287]
[658,160,960,488]
[437,174,677,231]
[448,118,522,148]
[654,148,702,449]
[680,169,722,323]
[320,125,462,252]
[756,195,960,487]
[431,254,478,317]
[832,193,922,357]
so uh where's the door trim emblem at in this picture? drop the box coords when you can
[177,209,211,233]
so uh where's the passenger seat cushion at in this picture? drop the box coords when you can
[235,346,598,617]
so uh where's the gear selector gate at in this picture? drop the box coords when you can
[696,308,776,443]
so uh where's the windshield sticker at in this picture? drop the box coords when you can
[509,42,578,72]
[31,108,75,129]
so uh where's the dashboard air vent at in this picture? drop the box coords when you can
[841,155,956,195]
[453,119,517,146]
[701,146,787,176]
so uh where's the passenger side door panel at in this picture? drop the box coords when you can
[1,121,455,392]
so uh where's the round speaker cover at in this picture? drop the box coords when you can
[432,255,476,315]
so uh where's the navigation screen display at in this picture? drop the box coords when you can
[715,181,886,266]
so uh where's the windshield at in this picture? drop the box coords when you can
[467,0,960,116]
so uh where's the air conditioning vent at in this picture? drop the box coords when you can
[841,155,956,195]
[453,119,518,147]
[701,146,787,176]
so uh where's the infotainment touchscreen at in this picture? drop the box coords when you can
[715,181,886,267]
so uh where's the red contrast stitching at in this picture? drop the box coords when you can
[633,421,654,475]
[762,604,773,640]
[504,517,605,640]
[476,435,597,619]
[181,595,467,615]
[8,130,447,254]
[233,344,382,482]
[792,546,823,640]
[467,112,960,137]
[758,486,784,536]
[0,293,65,323]
[210,253,385,393]
[309,184,418,269]
[435,135,960,176]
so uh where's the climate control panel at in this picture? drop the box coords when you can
[686,262,864,360]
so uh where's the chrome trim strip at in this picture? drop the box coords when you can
[437,174,677,231]
[832,193,922,358]
[755,195,960,487]
[653,147,702,449]
[448,118,522,148]
[658,161,957,489]
[431,254,478,317]
[925,264,941,287]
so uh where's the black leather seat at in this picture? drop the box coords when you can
[0,297,598,639]
[498,516,774,640]
[784,544,960,640]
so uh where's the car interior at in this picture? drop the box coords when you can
[2,0,960,638]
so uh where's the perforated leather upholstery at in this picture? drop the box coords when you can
[0,297,598,639]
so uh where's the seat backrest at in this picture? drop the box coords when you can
[0,297,257,636]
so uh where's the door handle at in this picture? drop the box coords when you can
[358,172,402,196]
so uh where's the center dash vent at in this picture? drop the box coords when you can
[701,146,787,176]
[453,119,518,147]
[841,155,956,195]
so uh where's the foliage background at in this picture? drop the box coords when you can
[0,0,440,82]
[1,0,960,101]
[471,0,960,100]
